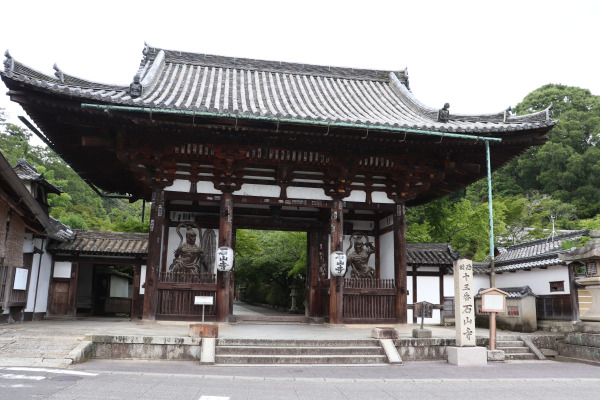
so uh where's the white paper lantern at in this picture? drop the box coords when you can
[216,246,234,272]
[329,250,347,277]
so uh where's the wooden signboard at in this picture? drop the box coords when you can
[480,288,508,313]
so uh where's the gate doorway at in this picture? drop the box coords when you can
[76,263,135,317]
[233,229,308,322]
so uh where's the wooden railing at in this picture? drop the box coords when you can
[159,272,216,284]
[344,278,395,289]
[342,278,397,323]
[156,271,217,320]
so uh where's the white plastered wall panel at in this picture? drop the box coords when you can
[407,274,443,324]
[494,265,570,295]
[379,231,394,280]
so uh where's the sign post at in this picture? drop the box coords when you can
[479,288,508,350]
[194,296,214,322]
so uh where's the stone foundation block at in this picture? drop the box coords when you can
[487,349,505,361]
[189,324,219,338]
[412,329,432,338]
[371,327,398,339]
[447,346,487,366]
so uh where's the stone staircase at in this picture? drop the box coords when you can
[495,336,538,361]
[215,339,388,364]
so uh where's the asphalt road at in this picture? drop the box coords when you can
[2,359,600,400]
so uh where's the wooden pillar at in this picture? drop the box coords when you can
[439,272,445,304]
[143,187,165,320]
[216,192,233,322]
[329,198,344,324]
[569,264,580,322]
[229,230,236,315]
[308,230,320,318]
[439,271,445,324]
[374,218,381,280]
[393,203,407,323]
[131,262,143,319]
[412,266,418,323]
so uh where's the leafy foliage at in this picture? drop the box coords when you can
[0,108,149,233]
[235,230,306,311]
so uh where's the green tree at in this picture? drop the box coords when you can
[235,230,306,310]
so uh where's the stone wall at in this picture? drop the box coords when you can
[87,335,202,361]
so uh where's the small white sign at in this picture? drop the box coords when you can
[53,262,72,278]
[195,296,213,305]
[13,268,29,290]
[482,294,506,312]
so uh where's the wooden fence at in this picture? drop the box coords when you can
[536,294,572,321]
[342,278,397,323]
[0,265,27,309]
[156,272,217,320]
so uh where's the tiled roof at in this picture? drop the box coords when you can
[49,230,148,257]
[2,46,555,134]
[494,230,588,273]
[447,262,490,275]
[48,218,75,242]
[406,243,458,266]
[13,158,61,194]
[476,286,535,299]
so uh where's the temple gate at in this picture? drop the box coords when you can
[1,45,555,323]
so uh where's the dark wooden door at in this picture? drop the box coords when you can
[49,280,70,315]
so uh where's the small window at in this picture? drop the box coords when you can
[549,281,564,292]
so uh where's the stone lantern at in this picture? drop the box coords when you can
[559,230,600,325]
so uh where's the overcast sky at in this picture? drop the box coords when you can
[1,0,598,144]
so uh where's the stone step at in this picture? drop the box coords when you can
[215,345,384,356]
[496,335,522,341]
[496,340,526,348]
[214,338,388,365]
[232,315,310,323]
[497,346,531,354]
[505,353,538,361]
[217,339,380,347]
[215,354,388,365]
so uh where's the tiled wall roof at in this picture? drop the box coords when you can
[49,230,148,257]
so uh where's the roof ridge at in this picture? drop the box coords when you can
[504,230,588,251]
[142,45,405,83]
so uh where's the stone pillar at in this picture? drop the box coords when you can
[143,188,165,320]
[216,192,233,322]
[393,203,407,323]
[453,259,476,346]
[329,198,344,324]
[448,258,487,365]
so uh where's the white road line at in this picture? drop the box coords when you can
[199,397,230,400]
[0,383,34,388]
[0,373,45,381]
[5,367,97,376]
